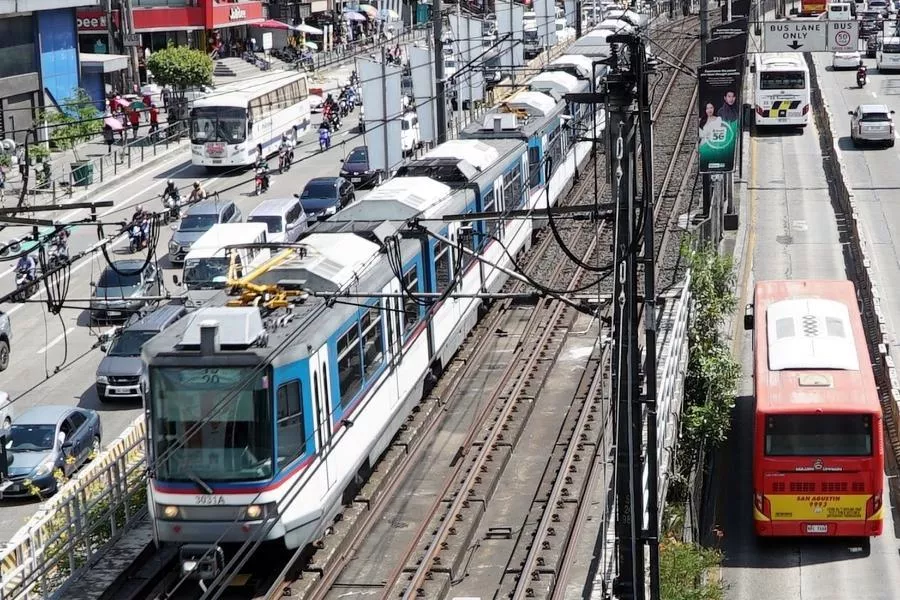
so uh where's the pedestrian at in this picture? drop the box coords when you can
[16,146,26,179]
[128,108,140,139]
[149,103,160,140]
[102,125,115,153]
[0,166,6,204]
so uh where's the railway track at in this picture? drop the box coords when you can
[128,12,708,600]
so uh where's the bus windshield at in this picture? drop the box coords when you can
[764,414,873,457]
[760,71,805,90]
[883,43,900,53]
[150,367,272,482]
[183,257,231,290]
[190,106,247,144]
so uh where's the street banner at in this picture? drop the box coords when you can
[707,24,748,65]
[698,57,742,173]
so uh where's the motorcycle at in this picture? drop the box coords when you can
[47,240,68,270]
[13,269,37,302]
[338,98,350,118]
[255,168,269,195]
[128,222,146,253]
[162,192,182,224]
[278,148,293,173]
[857,67,867,88]
[319,127,331,151]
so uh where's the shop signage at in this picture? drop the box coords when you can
[76,10,119,33]
[229,7,247,21]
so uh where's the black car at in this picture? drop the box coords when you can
[339,146,384,188]
[297,177,356,220]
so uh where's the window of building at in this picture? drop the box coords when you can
[337,323,362,407]
[435,241,452,292]
[361,306,385,378]
[276,380,306,469]
[0,16,36,79]
[403,266,420,335]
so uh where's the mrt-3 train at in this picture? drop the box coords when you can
[143,16,624,577]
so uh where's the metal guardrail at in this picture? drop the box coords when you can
[13,122,188,207]
[0,415,148,600]
[311,25,429,72]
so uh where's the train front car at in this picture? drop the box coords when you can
[143,306,312,577]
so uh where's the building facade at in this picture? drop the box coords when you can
[0,0,92,143]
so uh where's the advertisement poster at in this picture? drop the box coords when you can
[723,0,753,22]
[698,57,742,173]
[707,24,748,65]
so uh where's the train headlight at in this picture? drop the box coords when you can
[245,504,262,519]
[163,505,180,519]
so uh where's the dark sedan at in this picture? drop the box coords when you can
[339,146,384,188]
[0,405,102,499]
[297,177,356,220]
[89,260,161,323]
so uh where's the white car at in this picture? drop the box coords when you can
[833,50,862,69]
[849,103,896,147]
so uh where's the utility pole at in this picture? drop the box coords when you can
[105,0,116,56]
[606,36,645,600]
[699,0,711,215]
[433,0,448,144]
[120,0,142,91]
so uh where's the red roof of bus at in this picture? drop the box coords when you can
[753,279,880,415]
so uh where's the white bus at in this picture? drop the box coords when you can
[189,71,311,168]
[878,36,900,72]
[753,53,811,127]
[181,223,270,291]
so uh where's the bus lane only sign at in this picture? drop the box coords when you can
[762,20,858,53]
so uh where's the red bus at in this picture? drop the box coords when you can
[744,280,884,537]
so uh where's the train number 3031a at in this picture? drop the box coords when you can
[196,495,226,505]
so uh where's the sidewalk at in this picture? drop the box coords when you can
[0,43,373,210]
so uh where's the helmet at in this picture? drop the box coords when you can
[167,179,174,186]
[193,181,200,189]
[136,204,143,213]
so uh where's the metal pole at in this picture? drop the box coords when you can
[105,0,116,56]
[608,40,645,600]
[120,0,142,91]
[381,46,390,174]
[637,39,661,600]
[576,0,583,38]
[433,0,448,144]
[700,0,711,216]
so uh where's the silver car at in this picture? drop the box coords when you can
[167,198,241,265]
[849,104,896,147]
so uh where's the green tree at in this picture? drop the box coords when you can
[146,44,213,122]
[659,535,726,600]
[39,88,102,160]
[680,238,741,451]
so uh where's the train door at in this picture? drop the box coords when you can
[384,277,403,361]
[310,344,333,494]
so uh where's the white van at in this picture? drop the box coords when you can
[181,223,270,290]
[400,112,422,156]
[827,2,852,20]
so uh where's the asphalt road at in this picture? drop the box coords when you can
[720,74,900,599]
[0,64,374,542]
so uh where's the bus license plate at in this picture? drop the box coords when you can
[806,524,828,534]
[212,159,222,164]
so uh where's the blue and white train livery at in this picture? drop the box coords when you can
[143,16,628,568]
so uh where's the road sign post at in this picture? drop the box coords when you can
[760,20,858,52]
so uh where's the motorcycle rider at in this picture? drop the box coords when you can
[857,60,868,86]
[278,133,294,169]
[255,157,270,192]
[323,93,337,116]
[188,181,208,203]
[129,204,150,248]
[16,253,36,283]
[163,179,179,203]
[318,121,332,150]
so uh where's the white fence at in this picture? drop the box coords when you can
[0,415,147,600]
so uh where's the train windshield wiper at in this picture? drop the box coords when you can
[186,471,214,495]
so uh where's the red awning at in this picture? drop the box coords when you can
[256,19,290,30]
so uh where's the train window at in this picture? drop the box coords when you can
[459,221,477,271]
[546,128,564,177]
[504,168,523,210]
[361,306,385,377]
[403,266,420,335]
[435,241,452,292]
[276,380,306,468]
[528,146,541,189]
[337,323,363,407]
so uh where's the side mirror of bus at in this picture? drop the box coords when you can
[743,304,754,331]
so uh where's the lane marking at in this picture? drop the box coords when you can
[37,327,75,355]
[872,91,878,98]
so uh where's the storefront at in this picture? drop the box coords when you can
[80,53,130,109]
[76,9,119,54]
[206,0,266,49]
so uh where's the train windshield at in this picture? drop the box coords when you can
[150,367,273,482]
